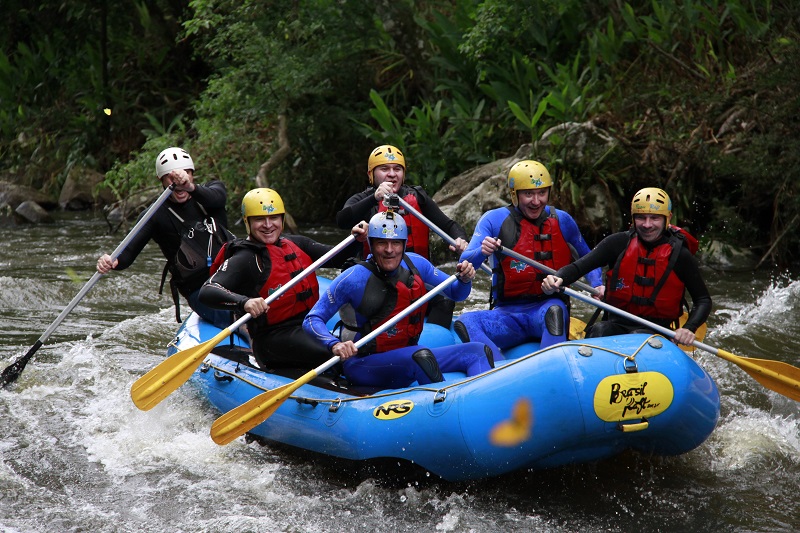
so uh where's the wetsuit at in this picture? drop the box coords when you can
[554,230,712,337]
[302,253,493,389]
[199,234,358,369]
[336,185,468,328]
[458,205,602,356]
[112,180,234,327]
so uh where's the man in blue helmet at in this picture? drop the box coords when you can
[303,211,494,389]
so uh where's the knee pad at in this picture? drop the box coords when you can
[412,348,444,383]
[544,305,565,337]
[453,320,471,343]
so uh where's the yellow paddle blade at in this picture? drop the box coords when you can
[715,349,800,402]
[569,317,587,340]
[210,368,318,445]
[490,397,533,447]
[130,327,232,411]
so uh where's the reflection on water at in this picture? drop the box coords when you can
[1,213,798,532]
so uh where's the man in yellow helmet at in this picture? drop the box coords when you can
[542,187,711,345]
[457,160,603,358]
[199,188,361,370]
[335,144,469,328]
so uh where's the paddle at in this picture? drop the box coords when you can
[210,272,461,445]
[503,250,800,403]
[0,185,176,388]
[130,233,357,411]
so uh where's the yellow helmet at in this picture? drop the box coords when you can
[367,145,406,185]
[241,188,285,235]
[507,160,552,206]
[631,187,672,224]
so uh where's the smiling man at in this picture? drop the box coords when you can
[456,160,602,358]
[303,211,495,390]
[541,187,711,346]
[199,188,359,370]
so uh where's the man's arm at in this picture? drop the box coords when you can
[335,190,376,229]
[190,180,228,210]
[674,250,712,332]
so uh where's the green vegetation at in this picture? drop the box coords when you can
[2,0,799,265]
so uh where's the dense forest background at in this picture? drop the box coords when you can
[2,0,799,265]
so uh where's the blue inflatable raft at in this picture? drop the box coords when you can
[168,288,720,482]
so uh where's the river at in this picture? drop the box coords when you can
[1,212,798,532]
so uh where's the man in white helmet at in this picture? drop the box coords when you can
[96,147,234,327]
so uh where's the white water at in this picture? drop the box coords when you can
[1,215,799,532]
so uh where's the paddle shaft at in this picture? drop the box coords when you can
[497,244,599,296]
[394,195,492,276]
[210,273,461,444]
[1,185,176,387]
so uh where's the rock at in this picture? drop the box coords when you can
[14,201,54,224]
[59,167,116,210]
[0,180,57,210]
[698,240,757,271]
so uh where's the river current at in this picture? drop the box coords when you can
[1,212,798,532]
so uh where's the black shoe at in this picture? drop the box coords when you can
[411,349,444,383]
[454,321,470,343]
[484,345,495,368]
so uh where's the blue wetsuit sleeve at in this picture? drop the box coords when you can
[303,267,366,351]
[556,208,603,288]
[459,208,507,270]
[409,254,471,301]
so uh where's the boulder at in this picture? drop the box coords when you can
[0,180,57,210]
[59,167,116,210]
[14,201,54,224]
[699,240,757,271]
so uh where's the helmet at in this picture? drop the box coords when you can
[631,187,672,224]
[367,211,407,253]
[155,147,194,178]
[367,145,406,185]
[507,160,552,206]
[241,188,285,235]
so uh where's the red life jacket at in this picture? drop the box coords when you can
[362,191,430,259]
[344,257,427,354]
[495,207,574,302]
[604,228,688,320]
[210,238,319,326]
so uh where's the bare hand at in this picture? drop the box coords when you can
[455,260,476,283]
[592,285,605,300]
[352,221,368,242]
[167,169,195,192]
[373,182,394,202]
[541,275,563,295]
[243,297,269,318]
[449,237,468,254]
[672,327,696,347]
[480,236,500,256]
[97,254,118,274]
[332,341,358,360]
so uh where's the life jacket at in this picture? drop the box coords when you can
[210,237,319,330]
[604,227,691,320]
[494,206,574,303]
[339,256,427,355]
[361,188,430,259]
[161,202,234,322]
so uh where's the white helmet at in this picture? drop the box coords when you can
[155,147,194,178]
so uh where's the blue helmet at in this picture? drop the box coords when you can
[367,211,407,253]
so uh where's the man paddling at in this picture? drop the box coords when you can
[199,188,361,370]
[542,187,711,345]
[456,160,602,358]
[303,211,494,389]
[96,147,234,327]
[335,145,469,328]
